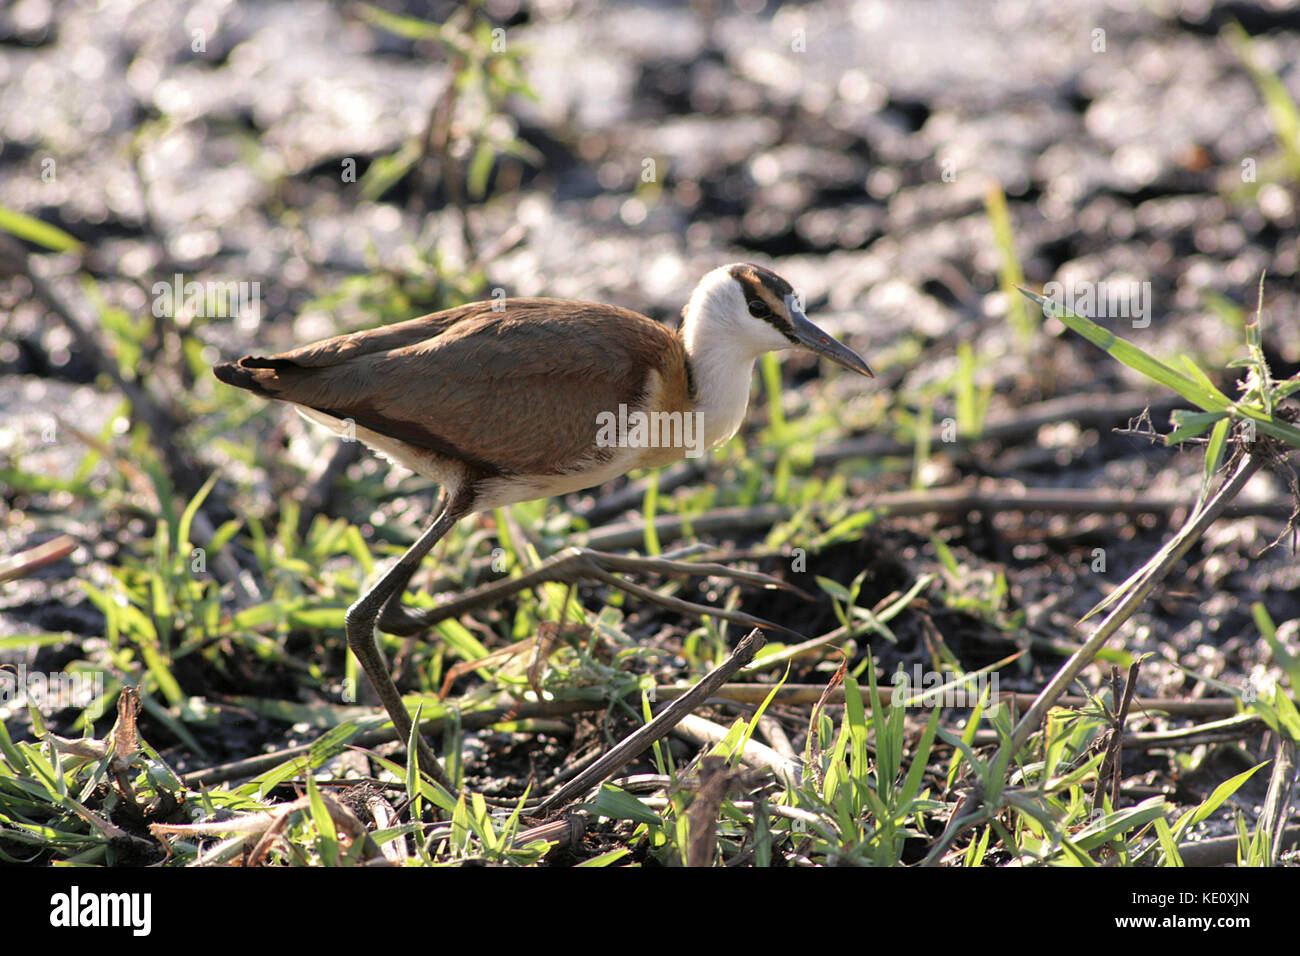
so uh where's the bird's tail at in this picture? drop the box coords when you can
[212,357,296,398]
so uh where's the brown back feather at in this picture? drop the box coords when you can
[215,299,685,476]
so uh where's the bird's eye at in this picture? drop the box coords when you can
[748,299,771,318]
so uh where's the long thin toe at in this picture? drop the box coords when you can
[579,549,814,600]
[585,564,806,639]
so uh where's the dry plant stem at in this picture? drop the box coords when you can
[1261,736,1298,865]
[391,546,806,638]
[0,535,76,583]
[924,452,1263,864]
[573,485,1292,556]
[1092,661,1140,818]
[685,757,733,868]
[966,713,1266,750]
[409,2,469,219]
[654,683,1240,718]
[1109,663,1140,807]
[810,391,1184,467]
[416,813,588,855]
[756,714,797,761]
[1124,713,1264,746]
[534,629,766,814]
[110,688,143,806]
[510,815,586,853]
[673,712,801,784]
[420,24,475,257]
[1001,453,1261,763]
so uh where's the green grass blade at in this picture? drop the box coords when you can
[177,470,219,553]
[576,847,631,867]
[1154,815,1184,866]
[898,707,941,808]
[305,772,339,866]
[1020,289,1224,409]
[0,205,83,253]
[985,183,1032,345]
[1171,762,1267,841]
[1200,417,1231,504]
[642,470,661,556]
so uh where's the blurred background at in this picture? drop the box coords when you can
[3,0,1296,387]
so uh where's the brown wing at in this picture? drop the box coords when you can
[214,299,685,476]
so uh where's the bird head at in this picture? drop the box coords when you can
[683,263,874,377]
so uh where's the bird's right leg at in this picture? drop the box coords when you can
[345,488,473,792]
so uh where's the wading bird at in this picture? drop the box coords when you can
[214,263,873,788]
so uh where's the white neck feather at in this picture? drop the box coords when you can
[681,268,767,450]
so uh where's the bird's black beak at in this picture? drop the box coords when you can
[790,311,874,378]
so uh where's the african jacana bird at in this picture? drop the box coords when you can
[214,263,873,788]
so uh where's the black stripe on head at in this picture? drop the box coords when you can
[727,263,800,343]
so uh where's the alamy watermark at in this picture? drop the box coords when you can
[891,664,1000,712]
[1040,278,1151,329]
[49,886,151,936]
[152,273,261,328]
[595,404,705,458]
[0,664,105,719]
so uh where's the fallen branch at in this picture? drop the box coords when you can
[533,629,766,814]
[0,535,76,583]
